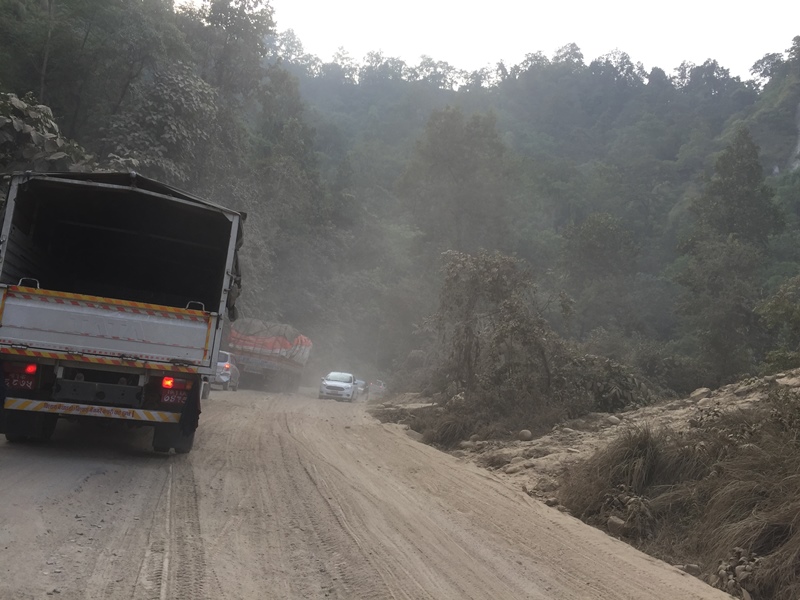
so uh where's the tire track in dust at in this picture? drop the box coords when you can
[274,429,401,600]
[132,461,221,600]
[132,467,171,600]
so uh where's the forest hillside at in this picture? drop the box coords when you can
[1,1,799,414]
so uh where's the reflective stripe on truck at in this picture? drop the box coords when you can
[3,286,209,320]
[0,347,199,373]
[4,398,181,423]
[0,286,215,368]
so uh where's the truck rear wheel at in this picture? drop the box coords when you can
[153,424,195,454]
[36,415,58,442]
[3,412,57,443]
[174,432,195,454]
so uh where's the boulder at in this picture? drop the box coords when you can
[735,382,760,396]
[607,516,626,537]
[777,376,800,388]
[469,434,480,442]
[683,564,702,576]
[690,387,712,401]
[518,429,533,441]
[606,416,621,426]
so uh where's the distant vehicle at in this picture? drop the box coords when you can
[319,372,358,402]
[367,380,387,399]
[228,318,311,392]
[214,351,241,391]
[355,379,366,393]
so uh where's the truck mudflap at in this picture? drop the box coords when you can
[178,384,201,435]
[2,398,181,423]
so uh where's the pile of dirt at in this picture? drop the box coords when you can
[372,369,800,599]
[395,373,791,505]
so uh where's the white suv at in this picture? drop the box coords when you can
[319,372,358,402]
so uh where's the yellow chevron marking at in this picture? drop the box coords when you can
[11,286,207,317]
[0,347,199,373]
[4,398,181,423]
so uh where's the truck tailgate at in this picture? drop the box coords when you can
[0,286,214,367]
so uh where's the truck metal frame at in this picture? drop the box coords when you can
[0,172,243,453]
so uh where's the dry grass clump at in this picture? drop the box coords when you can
[561,424,717,517]
[423,418,470,447]
[478,452,514,469]
[560,388,800,599]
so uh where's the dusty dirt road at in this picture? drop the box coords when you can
[0,390,731,600]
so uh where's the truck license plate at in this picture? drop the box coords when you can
[5,375,35,390]
[161,391,188,405]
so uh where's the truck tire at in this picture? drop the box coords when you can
[153,424,195,454]
[2,411,54,442]
[35,414,58,442]
[174,432,195,454]
[222,381,230,391]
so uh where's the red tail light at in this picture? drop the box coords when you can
[161,376,193,390]
[224,363,231,370]
[2,362,38,374]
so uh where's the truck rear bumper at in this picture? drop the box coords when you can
[4,398,180,423]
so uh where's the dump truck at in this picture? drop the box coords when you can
[0,172,243,453]
[227,318,311,392]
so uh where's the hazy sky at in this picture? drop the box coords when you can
[269,0,799,79]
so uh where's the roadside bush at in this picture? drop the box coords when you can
[760,349,800,375]
[560,388,800,600]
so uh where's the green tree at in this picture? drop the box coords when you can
[690,126,782,246]
[401,106,510,254]
[100,64,222,184]
[0,0,184,140]
[178,0,273,97]
[434,250,554,399]
[674,237,765,383]
[0,91,96,172]
[757,274,800,370]
[561,213,637,283]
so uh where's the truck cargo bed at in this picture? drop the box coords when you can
[0,285,213,367]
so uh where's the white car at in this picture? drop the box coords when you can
[319,372,358,402]
[214,350,241,391]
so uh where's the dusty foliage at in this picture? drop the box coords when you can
[412,250,652,446]
[0,92,97,172]
[560,387,800,600]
